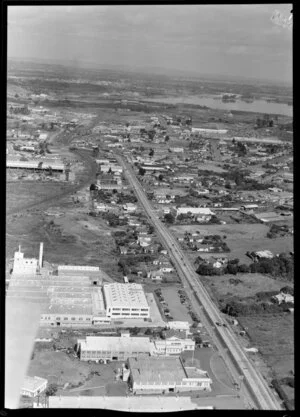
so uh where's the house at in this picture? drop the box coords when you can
[272,292,294,305]
[177,207,215,217]
[159,266,174,273]
[21,376,48,398]
[123,203,137,212]
[147,270,163,281]
[254,250,274,260]
[95,203,109,212]
[138,236,152,247]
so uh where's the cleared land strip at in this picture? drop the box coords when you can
[115,153,282,411]
[6,150,97,216]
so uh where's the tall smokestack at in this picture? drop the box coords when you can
[39,242,43,269]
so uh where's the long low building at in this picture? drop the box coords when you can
[77,332,195,362]
[128,357,212,394]
[78,332,152,362]
[192,127,228,135]
[176,207,215,216]
[7,159,65,172]
[44,396,218,410]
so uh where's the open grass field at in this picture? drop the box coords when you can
[169,223,293,264]
[28,348,124,395]
[200,273,291,301]
[238,314,294,381]
[6,182,69,214]
[6,197,122,280]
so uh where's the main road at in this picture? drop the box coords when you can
[115,152,282,411]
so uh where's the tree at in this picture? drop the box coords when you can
[45,383,58,397]
[165,135,170,142]
[226,264,238,275]
[238,264,250,273]
[149,149,154,157]
[158,174,164,181]
[139,167,146,176]
[164,213,175,224]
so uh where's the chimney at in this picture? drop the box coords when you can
[39,242,43,268]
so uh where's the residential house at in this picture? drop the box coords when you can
[272,292,294,305]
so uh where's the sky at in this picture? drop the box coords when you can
[7,4,292,84]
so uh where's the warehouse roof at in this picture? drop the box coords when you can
[176,207,215,215]
[103,283,149,309]
[128,357,187,385]
[78,335,152,353]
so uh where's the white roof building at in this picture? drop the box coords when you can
[78,333,152,361]
[176,207,215,216]
[21,376,48,398]
[58,265,100,273]
[103,283,150,318]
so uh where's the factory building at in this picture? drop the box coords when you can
[103,283,150,319]
[127,357,212,394]
[8,246,155,327]
[6,158,65,172]
[77,331,195,362]
[77,331,152,362]
[176,207,215,217]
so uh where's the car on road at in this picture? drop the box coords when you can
[215,322,222,326]
[223,323,227,328]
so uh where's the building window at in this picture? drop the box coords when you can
[56,317,61,321]
[63,317,68,320]
[71,317,76,321]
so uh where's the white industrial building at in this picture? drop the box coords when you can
[6,159,65,172]
[57,265,100,273]
[8,246,156,327]
[77,331,152,362]
[191,127,228,135]
[21,376,48,398]
[103,283,150,319]
[77,332,195,362]
[128,357,212,394]
[176,207,215,217]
